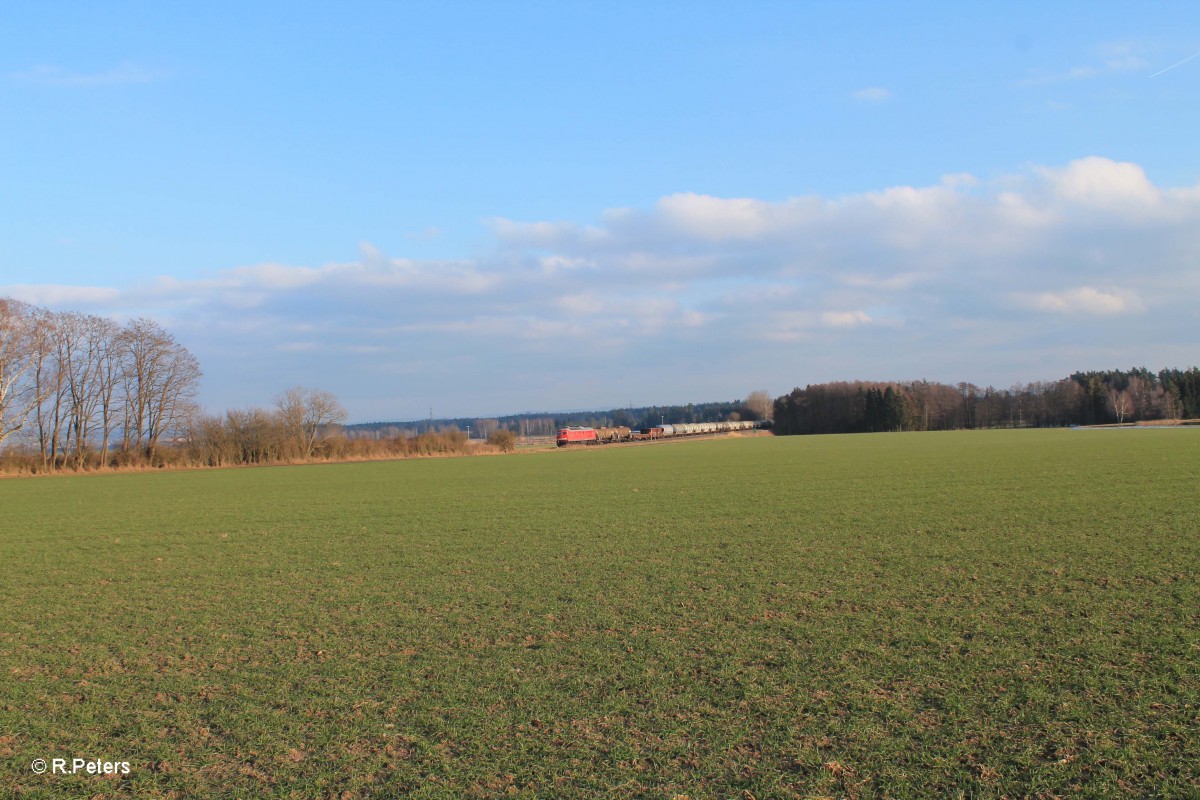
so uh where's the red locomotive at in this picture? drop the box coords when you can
[555,427,599,446]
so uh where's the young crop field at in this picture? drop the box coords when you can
[2,429,1198,798]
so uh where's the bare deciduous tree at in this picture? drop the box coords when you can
[121,318,202,463]
[1109,387,1132,426]
[93,317,124,465]
[275,387,347,459]
[744,390,774,422]
[28,307,62,469]
[58,312,112,469]
[0,298,41,449]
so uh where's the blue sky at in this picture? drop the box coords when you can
[3,2,1199,421]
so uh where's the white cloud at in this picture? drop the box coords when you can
[404,226,443,242]
[487,217,608,250]
[537,255,590,274]
[758,311,820,342]
[1105,56,1149,72]
[655,193,783,240]
[0,284,121,307]
[1019,42,1150,85]
[841,273,927,291]
[1039,157,1159,208]
[224,263,324,290]
[8,62,162,87]
[1017,287,1142,316]
[852,86,892,102]
[557,293,606,315]
[821,310,873,327]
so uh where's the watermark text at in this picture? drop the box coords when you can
[31,757,131,775]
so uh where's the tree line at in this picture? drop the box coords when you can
[772,368,1200,436]
[0,298,201,470]
[0,297,518,474]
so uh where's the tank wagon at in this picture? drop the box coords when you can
[595,426,632,443]
[556,419,760,447]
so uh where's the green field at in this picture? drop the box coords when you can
[2,430,1198,798]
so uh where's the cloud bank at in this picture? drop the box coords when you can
[5,157,1198,419]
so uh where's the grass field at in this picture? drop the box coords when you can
[2,429,1198,798]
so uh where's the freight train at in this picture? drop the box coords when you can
[556,419,762,447]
